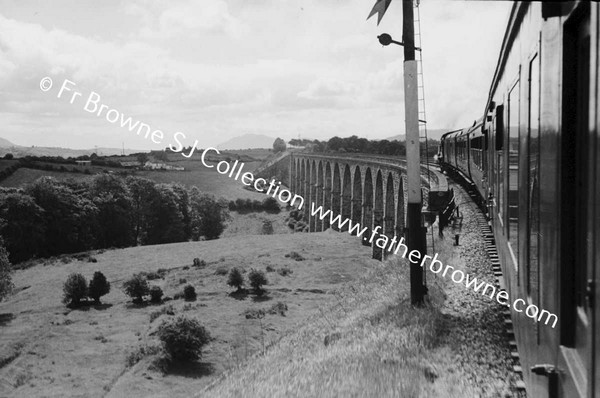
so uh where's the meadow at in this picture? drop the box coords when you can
[0,231,375,397]
[0,149,273,202]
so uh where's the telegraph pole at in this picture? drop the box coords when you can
[402,0,427,305]
[368,0,427,304]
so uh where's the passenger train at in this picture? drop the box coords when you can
[439,2,599,397]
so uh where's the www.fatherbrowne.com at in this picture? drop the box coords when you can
[309,202,558,328]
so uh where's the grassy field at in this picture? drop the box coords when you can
[0,158,270,202]
[0,168,95,187]
[0,231,375,397]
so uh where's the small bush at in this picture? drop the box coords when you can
[277,267,293,277]
[265,265,275,272]
[182,266,189,270]
[179,278,187,284]
[149,286,163,304]
[214,266,228,276]
[193,258,206,268]
[227,268,244,291]
[157,316,211,362]
[261,220,274,235]
[173,292,184,300]
[123,273,149,303]
[268,301,288,316]
[248,269,268,295]
[183,284,196,301]
[243,308,265,319]
[63,273,88,307]
[88,271,110,304]
[145,271,162,280]
[285,251,305,261]
[149,304,175,322]
[262,197,280,213]
[125,344,162,368]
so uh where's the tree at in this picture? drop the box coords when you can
[151,150,169,162]
[136,153,148,165]
[89,174,134,249]
[273,137,286,153]
[183,284,196,301]
[149,286,163,303]
[189,189,229,240]
[248,269,268,295]
[3,153,13,160]
[25,177,98,256]
[262,197,280,213]
[144,184,187,245]
[123,273,150,303]
[157,316,211,362]
[227,268,244,291]
[88,271,110,304]
[126,176,159,244]
[63,273,88,307]
[0,237,13,302]
[0,192,46,263]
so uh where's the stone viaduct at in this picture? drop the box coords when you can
[288,153,436,261]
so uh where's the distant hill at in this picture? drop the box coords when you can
[385,134,406,141]
[0,137,145,158]
[217,134,277,150]
[385,128,448,142]
[0,137,15,147]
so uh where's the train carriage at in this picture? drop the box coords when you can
[439,2,599,397]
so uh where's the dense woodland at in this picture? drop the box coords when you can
[0,174,231,264]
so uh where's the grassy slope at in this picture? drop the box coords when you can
[201,252,479,398]
[0,231,375,397]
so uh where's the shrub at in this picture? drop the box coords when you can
[88,271,110,304]
[125,344,162,368]
[123,273,149,303]
[149,304,175,322]
[193,258,207,268]
[214,266,228,276]
[268,301,288,316]
[261,220,274,235]
[179,278,187,284]
[265,265,275,272]
[243,308,265,319]
[285,251,305,261]
[227,268,244,291]
[262,197,280,213]
[63,273,88,306]
[277,267,293,277]
[145,271,162,280]
[183,284,196,301]
[149,286,163,303]
[248,269,268,295]
[157,316,211,362]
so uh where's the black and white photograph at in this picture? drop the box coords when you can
[0,1,598,397]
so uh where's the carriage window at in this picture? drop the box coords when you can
[527,54,540,302]
[560,4,590,349]
[508,80,520,266]
[495,105,504,224]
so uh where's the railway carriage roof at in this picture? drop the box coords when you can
[485,2,527,115]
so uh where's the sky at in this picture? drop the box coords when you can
[0,0,512,150]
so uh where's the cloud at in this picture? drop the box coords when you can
[125,0,246,40]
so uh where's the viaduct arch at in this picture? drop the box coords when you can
[289,153,421,261]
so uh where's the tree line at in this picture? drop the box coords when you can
[288,135,440,157]
[0,174,230,264]
[289,135,407,156]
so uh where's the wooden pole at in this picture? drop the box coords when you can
[402,0,426,305]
